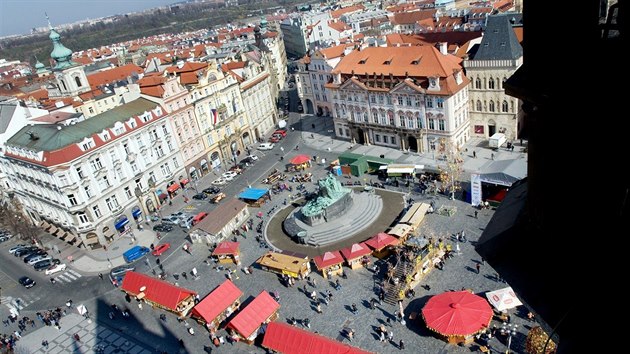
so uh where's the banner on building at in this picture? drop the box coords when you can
[470,173,482,207]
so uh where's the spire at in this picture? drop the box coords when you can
[46,15,75,70]
[45,12,52,29]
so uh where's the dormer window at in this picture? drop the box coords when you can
[411,60,420,65]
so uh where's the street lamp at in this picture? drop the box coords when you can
[501,322,518,354]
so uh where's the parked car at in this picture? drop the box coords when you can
[14,247,39,257]
[28,255,52,266]
[0,234,13,242]
[45,263,67,275]
[109,265,135,284]
[9,244,28,254]
[268,136,280,143]
[192,193,207,200]
[24,251,47,263]
[229,164,244,174]
[211,192,227,203]
[180,215,194,229]
[33,259,54,271]
[19,276,36,288]
[258,143,275,150]
[212,178,227,186]
[192,212,208,225]
[152,243,171,256]
[222,171,238,181]
[153,224,174,232]
[160,216,180,225]
[203,186,220,195]
[274,129,287,137]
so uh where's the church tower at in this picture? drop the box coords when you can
[47,18,89,97]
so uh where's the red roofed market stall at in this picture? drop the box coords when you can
[312,251,344,278]
[121,271,196,317]
[365,232,399,258]
[211,241,241,264]
[262,322,374,354]
[227,290,280,344]
[190,279,243,333]
[340,242,372,269]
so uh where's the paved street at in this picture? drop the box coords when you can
[1,113,532,353]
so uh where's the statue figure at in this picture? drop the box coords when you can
[302,174,351,217]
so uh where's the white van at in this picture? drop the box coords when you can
[258,143,275,150]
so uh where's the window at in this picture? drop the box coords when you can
[109,150,117,162]
[391,136,396,145]
[488,78,495,90]
[379,95,384,103]
[399,114,405,127]
[370,95,376,103]
[82,141,94,150]
[339,128,344,136]
[429,119,435,130]
[437,98,444,108]
[148,171,156,185]
[502,100,509,112]
[162,124,168,135]
[114,126,125,135]
[383,136,388,144]
[476,100,482,111]
[489,101,495,112]
[388,112,395,126]
[59,174,68,186]
[92,205,102,218]
[90,158,103,172]
[130,161,138,173]
[135,178,144,191]
[123,143,129,154]
[84,185,93,198]
[105,196,119,211]
[154,145,164,158]
[67,194,78,206]
[386,96,392,105]
[406,96,412,106]
[115,167,124,180]
[173,157,179,168]
[398,96,403,105]
[375,134,381,142]
[78,212,89,224]
[438,120,446,131]
[475,78,481,89]
[124,186,133,199]
[137,137,145,148]
[98,176,110,191]
[88,107,94,114]
[373,111,379,123]
[426,98,433,108]
[149,129,158,141]
[364,112,368,122]
[407,117,415,128]
[160,164,169,176]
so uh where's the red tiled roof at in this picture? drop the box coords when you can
[331,4,365,19]
[180,71,199,85]
[228,291,280,338]
[73,56,94,65]
[328,21,351,32]
[191,280,242,323]
[319,44,352,60]
[313,251,344,270]
[390,10,436,25]
[262,322,374,354]
[365,233,399,250]
[212,241,240,256]
[340,242,372,260]
[140,86,165,97]
[30,111,78,124]
[241,72,269,90]
[164,61,206,74]
[121,271,196,311]
[87,64,143,88]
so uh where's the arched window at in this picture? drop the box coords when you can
[475,78,481,89]
[489,101,495,112]
[372,110,379,123]
[388,111,395,126]
[74,76,82,87]
[488,78,495,90]
[60,79,67,91]
[363,112,368,122]
[502,100,509,112]
[476,100,482,111]
[399,113,405,127]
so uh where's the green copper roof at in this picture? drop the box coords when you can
[49,28,75,70]
[6,98,159,152]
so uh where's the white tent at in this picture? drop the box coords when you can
[485,287,523,311]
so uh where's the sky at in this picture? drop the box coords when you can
[0,0,178,37]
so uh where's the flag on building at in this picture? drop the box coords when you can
[211,108,218,125]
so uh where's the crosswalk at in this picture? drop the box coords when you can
[51,269,83,283]
[2,294,41,313]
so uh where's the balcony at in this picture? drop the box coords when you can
[126,153,137,162]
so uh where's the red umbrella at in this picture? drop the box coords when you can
[290,154,311,165]
[422,291,493,337]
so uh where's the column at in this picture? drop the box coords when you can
[364,131,370,145]
[400,135,406,151]
[417,137,423,153]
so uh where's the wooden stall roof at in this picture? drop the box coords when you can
[257,251,309,274]
[227,291,280,338]
[191,279,242,323]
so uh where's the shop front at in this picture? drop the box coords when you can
[365,232,399,259]
[212,241,241,264]
[340,242,372,270]
[131,206,143,223]
[312,251,344,279]
[114,215,130,235]
[167,181,181,196]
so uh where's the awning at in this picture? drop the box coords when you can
[399,202,430,228]
[340,242,372,260]
[158,193,168,200]
[388,224,413,238]
[485,287,523,312]
[168,184,181,193]
[48,226,58,235]
[59,231,68,240]
[180,179,190,185]
[191,280,242,324]
[115,216,129,230]
[262,322,374,354]
[386,165,416,175]
[238,188,269,200]
[365,232,399,250]
[227,291,280,338]
[132,209,142,218]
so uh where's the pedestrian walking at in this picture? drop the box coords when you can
[73,333,81,342]
[388,330,394,342]
[98,273,103,280]
[311,291,317,300]
[316,304,322,314]
[474,210,478,219]
[351,303,358,314]
[476,263,481,274]
[473,150,476,158]
[379,330,386,342]
[138,302,143,310]
[399,339,405,350]
[42,340,49,349]
[491,153,494,160]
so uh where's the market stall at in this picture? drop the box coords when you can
[256,251,311,279]
[121,271,197,317]
[288,154,312,172]
[191,279,242,333]
[388,223,414,241]
[365,232,399,259]
[237,188,270,207]
[312,251,344,278]
[422,290,493,345]
[399,202,431,230]
[211,241,241,264]
[340,242,372,270]
[485,287,523,312]
[227,290,280,344]
[262,322,374,354]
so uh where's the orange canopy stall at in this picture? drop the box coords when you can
[365,232,399,258]
[212,241,241,264]
[340,242,372,269]
[312,251,344,278]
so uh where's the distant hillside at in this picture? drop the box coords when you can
[0,0,305,64]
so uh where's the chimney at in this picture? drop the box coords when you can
[438,42,448,55]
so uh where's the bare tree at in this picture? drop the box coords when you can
[437,139,464,200]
